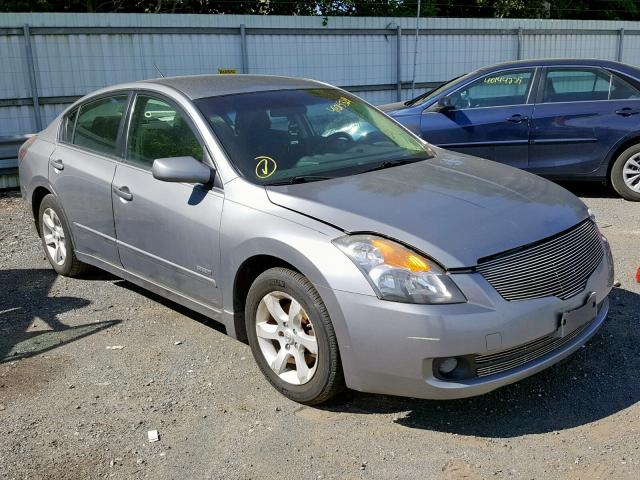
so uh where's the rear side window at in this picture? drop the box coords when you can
[73,95,128,156]
[543,69,609,103]
[449,69,533,109]
[609,73,640,100]
[542,68,640,103]
[126,95,203,168]
[61,108,78,143]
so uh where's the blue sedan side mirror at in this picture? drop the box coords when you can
[435,96,454,113]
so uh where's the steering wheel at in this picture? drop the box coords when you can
[320,131,355,152]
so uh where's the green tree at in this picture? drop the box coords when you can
[2,0,640,20]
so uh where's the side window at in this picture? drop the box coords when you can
[127,95,203,168]
[609,73,640,100]
[60,108,78,143]
[73,95,128,156]
[450,69,533,109]
[543,68,611,103]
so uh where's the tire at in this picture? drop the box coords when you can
[38,194,88,277]
[610,144,640,201]
[245,267,345,405]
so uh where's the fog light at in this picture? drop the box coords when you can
[438,357,458,374]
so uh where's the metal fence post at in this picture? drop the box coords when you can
[517,27,523,60]
[618,28,625,62]
[396,26,402,101]
[22,24,42,131]
[240,24,249,74]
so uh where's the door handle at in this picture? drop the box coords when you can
[113,185,133,201]
[615,107,640,117]
[50,158,64,170]
[507,114,529,123]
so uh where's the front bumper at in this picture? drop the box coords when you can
[320,253,612,400]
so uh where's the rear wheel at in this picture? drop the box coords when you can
[245,267,344,405]
[38,194,88,276]
[610,144,640,201]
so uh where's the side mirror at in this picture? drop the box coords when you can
[435,95,454,113]
[152,156,213,185]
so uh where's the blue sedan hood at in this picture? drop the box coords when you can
[266,148,589,268]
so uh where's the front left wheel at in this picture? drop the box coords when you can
[245,267,345,405]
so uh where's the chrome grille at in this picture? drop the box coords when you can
[474,319,593,378]
[477,220,603,301]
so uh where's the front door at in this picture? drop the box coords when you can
[421,68,535,168]
[112,93,223,308]
[49,94,129,265]
[529,66,640,175]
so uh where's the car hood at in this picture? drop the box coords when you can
[265,149,589,268]
[377,101,407,113]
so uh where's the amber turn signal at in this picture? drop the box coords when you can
[371,238,430,272]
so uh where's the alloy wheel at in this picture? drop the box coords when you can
[255,291,318,385]
[623,154,640,193]
[42,208,66,265]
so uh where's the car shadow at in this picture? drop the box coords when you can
[112,279,226,335]
[320,287,639,438]
[0,268,121,363]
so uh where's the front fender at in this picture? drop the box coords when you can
[218,185,376,380]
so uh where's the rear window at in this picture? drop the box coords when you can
[543,68,640,103]
[72,95,128,156]
[60,108,77,143]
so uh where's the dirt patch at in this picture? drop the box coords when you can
[0,353,70,405]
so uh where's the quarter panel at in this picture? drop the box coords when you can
[19,138,56,204]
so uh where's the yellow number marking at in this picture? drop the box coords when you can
[255,156,277,179]
[327,96,353,113]
[483,76,524,85]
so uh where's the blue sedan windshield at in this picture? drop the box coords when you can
[194,88,433,185]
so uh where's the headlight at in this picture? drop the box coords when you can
[600,232,615,287]
[333,235,466,304]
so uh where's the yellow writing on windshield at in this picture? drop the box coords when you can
[327,96,353,113]
[255,156,277,179]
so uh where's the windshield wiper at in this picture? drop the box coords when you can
[266,175,334,186]
[359,159,419,174]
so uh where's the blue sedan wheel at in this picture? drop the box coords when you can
[611,144,640,201]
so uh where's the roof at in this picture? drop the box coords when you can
[476,58,639,74]
[142,74,329,100]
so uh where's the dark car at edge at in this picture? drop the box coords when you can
[381,59,640,201]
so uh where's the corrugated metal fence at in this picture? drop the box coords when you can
[2,13,640,188]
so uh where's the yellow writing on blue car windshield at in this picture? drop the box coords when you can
[255,156,277,179]
[483,76,524,85]
[327,96,353,113]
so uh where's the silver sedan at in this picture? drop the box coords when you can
[18,75,614,404]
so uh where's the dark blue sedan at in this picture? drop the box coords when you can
[381,59,640,201]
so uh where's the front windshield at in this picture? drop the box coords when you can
[194,88,433,185]
[405,72,474,107]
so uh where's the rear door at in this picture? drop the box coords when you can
[111,93,223,308]
[49,93,130,265]
[420,68,536,168]
[529,66,640,175]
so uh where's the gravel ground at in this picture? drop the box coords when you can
[1,184,639,480]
